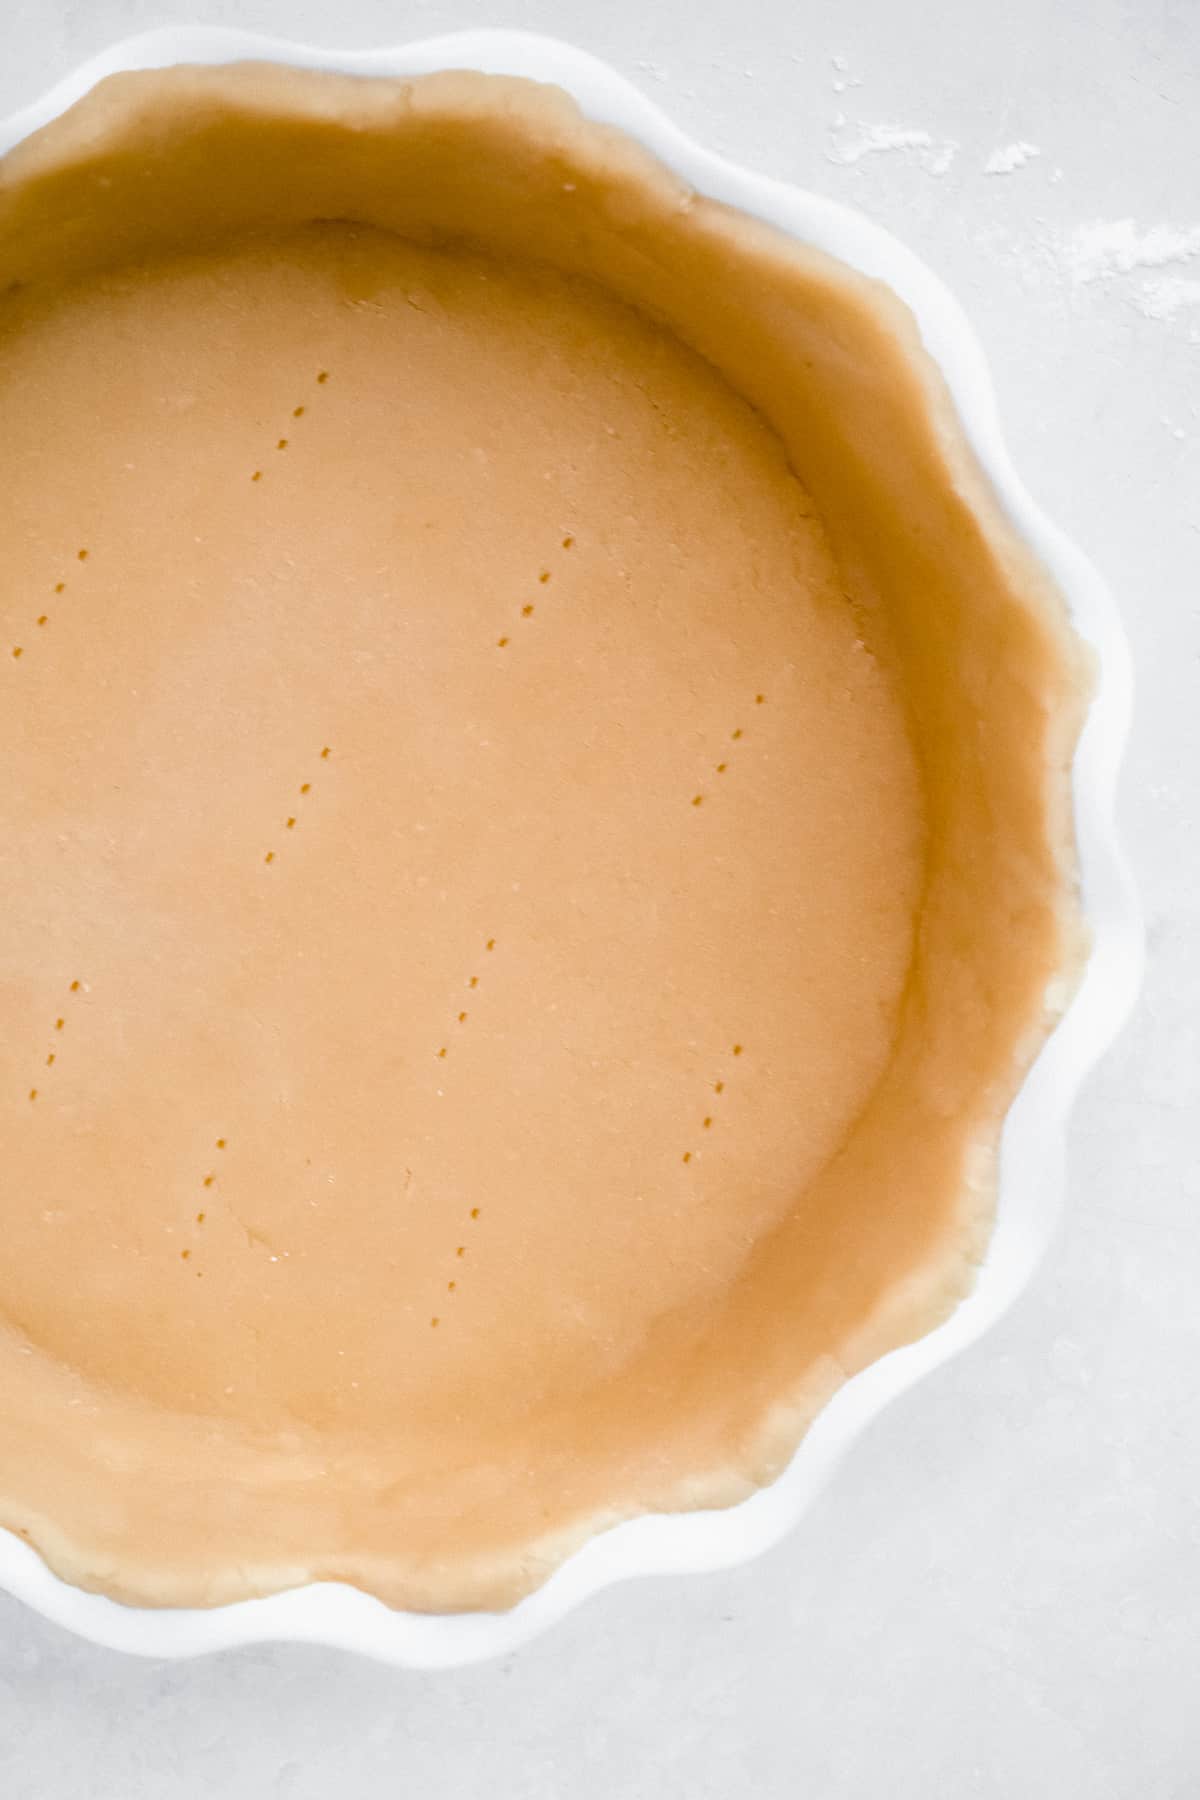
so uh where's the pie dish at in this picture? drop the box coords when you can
[0,28,1140,1665]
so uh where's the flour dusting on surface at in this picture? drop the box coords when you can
[984,141,1041,175]
[1138,276,1200,322]
[986,215,1200,332]
[1063,219,1200,283]
[925,140,958,177]
[827,123,932,164]
[827,120,958,175]
[829,52,863,94]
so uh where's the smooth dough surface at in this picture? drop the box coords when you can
[0,66,1083,1611]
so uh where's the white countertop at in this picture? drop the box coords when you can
[0,2,1195,1794]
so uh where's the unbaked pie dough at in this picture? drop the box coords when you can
[0,65,1084,1610]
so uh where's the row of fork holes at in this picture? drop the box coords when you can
[180,1136,227,1269]
[12,367,333,654]
[494,538,574,647]
[430,936,496,1327]
[263,746,330,866]
[250,370,329,482]
[12,368,332,652]
[27,981,82,1101]
[691,694,766,809]
[11,548,87,660]
[681,1045,744,1166]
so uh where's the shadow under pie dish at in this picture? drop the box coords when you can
[0,48,1107,1633]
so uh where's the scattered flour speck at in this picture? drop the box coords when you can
[828,52,863,93]
[1063,218,1200,283]
[984,141,1041,175]
[925,140,958,177]
[827,120,958,175]
[1007,216,1200,328]
[1138,275,1200,322]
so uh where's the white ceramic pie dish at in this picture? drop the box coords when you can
[0,26,1141,1667]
